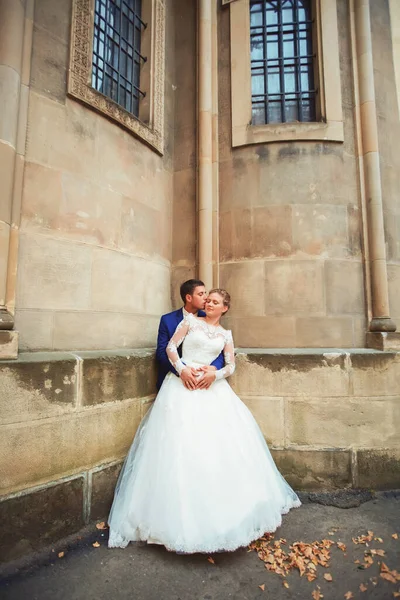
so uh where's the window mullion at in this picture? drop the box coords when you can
[277,0,286,123]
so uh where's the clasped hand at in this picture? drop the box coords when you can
[181,365,216,390]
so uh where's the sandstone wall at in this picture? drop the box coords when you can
[217,0,366,348]
[14,0,175,351]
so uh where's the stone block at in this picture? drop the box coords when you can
[219,157,260,211]
[264,260,325,315]
[0,331,18,359]
[350,351,400,396]
[171,266,195,309]
[0,476,84,563]
[0,65,20,147]
[80,350,156,406]
[34,0,72,43]
[388,264,400,318]
[252,205,293,258]
[219,261,265,317]
[325,261,365,314]
[0,141,15,223]
[21,161,62,228]
[241,396,284,447]
[366,332,400,351]
[357,448,400,490]
[90,461,123,522]
[219,208,252,262]
[31,26,68,102]
[120,196,168,260]
[14,310,54,350]
[286,396,400,449]
[53,312,160,351]
[229,316,296,348]
[91,248,170,315]
[271,449,352,491]
[295,316,354,347]
[292,204,349,258]
[0,351,77,424]
[0,398,142,494]
[16,233,92,310]
[232,351,350,397]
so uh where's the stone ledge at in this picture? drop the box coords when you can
[0,331,18,359]
[366,332,400,351]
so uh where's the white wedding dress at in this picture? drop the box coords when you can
[108,313,300,553]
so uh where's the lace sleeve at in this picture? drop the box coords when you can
[166,316,191,376]
[215,330,235,380]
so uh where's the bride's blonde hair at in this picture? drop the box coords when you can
[208,288,231,312]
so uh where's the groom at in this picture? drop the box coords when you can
[156,279,225,390]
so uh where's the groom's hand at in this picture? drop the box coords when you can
[181,367,199,390]
[196,366,217,390]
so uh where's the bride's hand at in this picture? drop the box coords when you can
[181,367,199,390]
[196,368,216,390]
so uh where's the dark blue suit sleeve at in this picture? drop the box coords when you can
[211,350,225,371]
[156,316,178,377]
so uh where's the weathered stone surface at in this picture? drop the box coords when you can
[241,396,284,447]
[357,449,400,490]
[286,396,400,449]
[292,204,349,258]
[0,352,77,424]
[271,449,352,491]
[80,350,156,406]
[232,351,350,397]
[30,25,69,102]
[14,310,54,351]
[350,351,400,396]
[0,399,141,494]
[228,316,296,348]
[90,462,123,522]
[0,331,18,359]
[366,332,400,351]
[325,261,365,314]
[295,316,354,347]
[0,476,84,563]
[219,261,265,317]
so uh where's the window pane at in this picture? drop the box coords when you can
[250,0,316,125]
[92,0,146,117]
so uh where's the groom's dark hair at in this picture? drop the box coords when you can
[180,279,205,303]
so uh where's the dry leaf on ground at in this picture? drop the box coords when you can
[323,573,333,582]
[258,584,265,591]
[312,587,323,600]
[359,583,368,592]
[92,541,100,548]
[96,521,108,530]
[392,534,399,540]
[393,592,400,598]
[344,592,354,600]
[207,556,215,565]
[58,551,65,558]
[283,581,289,588]
[337,542,347,552]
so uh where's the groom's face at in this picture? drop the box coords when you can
[189,285,207,311]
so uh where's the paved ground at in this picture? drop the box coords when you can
[1,494,399,600]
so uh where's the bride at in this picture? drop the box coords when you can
[108,289,300,553]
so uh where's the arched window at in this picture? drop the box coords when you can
[250,0,316,124]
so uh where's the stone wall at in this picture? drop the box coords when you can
[217,0,366,348]
[14,0,175,351]
[1,348,399,563]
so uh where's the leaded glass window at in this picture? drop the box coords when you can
[92,0,147,117]
[250,0,316,125]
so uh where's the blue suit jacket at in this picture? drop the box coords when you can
[156,308,225,390]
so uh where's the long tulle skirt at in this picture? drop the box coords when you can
[108,373,300,553]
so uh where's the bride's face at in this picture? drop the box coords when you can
[205,293,227,319]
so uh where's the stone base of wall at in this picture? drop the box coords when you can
[1,347,399,564]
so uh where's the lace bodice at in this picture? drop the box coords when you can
[166,313,235,381]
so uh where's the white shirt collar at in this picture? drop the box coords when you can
[183,307,197,317]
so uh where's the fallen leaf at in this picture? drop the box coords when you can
[393,593,400,598]
[283,581,289,588]
[371,549,386,557]
[312,588,323,600]
[370,577,378,586]
[374,537,383,543]
[207,557,215,565]
[96,521,108,530]
[381,562,390,572]
[381,572,397,584]
[58,551,65,558]
[258,584,265,591]
[337,542,347,552]
[359,583,368,592]
[92,541,100,548]
[344,593,354,600]
[393,534,399,540]
[324,573,333,582]
[328,532,334,535]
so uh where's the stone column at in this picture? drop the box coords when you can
[0,0,33,358]
[198,0,213,290]
[354,0,396,335]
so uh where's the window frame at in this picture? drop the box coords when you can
[68,0,165,154]
[229,0,344,146]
